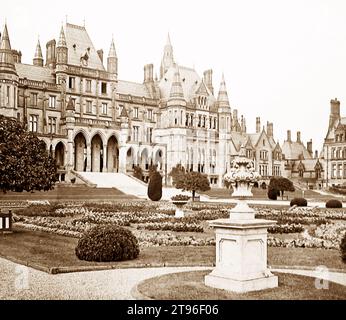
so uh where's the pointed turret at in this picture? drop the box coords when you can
[58,26,67,47]
[33,39,44,66]
[0,24,18,113]
[160,33,175,78]
[108,37,117,58]
[0,23,14,68]
[169,67,184,99]
[217,74,230,112]
[107,37,118,75]
[56,26,68,65]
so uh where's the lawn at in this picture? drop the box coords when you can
[136,270,346,300]
[0,227,345,274]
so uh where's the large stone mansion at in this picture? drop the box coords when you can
[0,22,317,188]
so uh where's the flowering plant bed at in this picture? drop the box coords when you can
[137,222,204,233]
[12,201,346,249]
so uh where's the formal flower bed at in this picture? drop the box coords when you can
[12,201,346,249]
[137,222,204,233]
[313,222,346,243]
[268,224,304,234]
[134,231,215,247]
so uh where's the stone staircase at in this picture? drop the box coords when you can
[76,172,209,201]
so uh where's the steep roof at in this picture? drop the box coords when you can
[159,65,216,105]
[64,23,105,71]
[15,63,55,83]
[281,141,312,160]
[292,159,320,172]
[230,132,247,151]
[117,80,152,98]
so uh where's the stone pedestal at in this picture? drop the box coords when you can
[205,201,278,293]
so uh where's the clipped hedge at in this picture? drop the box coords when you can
[148,171,162,201]
[341,233,346,263]
[325,199,343,209]
[290,198,308,207]
[75,225,140,262]
[267,188,278,200]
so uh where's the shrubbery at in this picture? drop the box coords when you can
[267,188,278,200]
[341,233,346,262]
[148,171,162,201]
[290,198,308,207]
[325,199,343,209]
[75,225,140,262]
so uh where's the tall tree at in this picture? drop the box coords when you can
[0,115,57,193]
[269,177,295,200]
[147,170,162,201]
[169,164,186,188]
[180,171,211,201]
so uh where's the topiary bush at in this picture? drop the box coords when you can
[325,199,343,208]
[267,188,278,200]
[75,225,140,262]
[341,233,346,263]
[290,198,308,207]
[148,171,162,201]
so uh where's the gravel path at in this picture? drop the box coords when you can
[1,257,345,300]
[0,257,209,300]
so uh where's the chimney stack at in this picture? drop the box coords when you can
[287,130,291,142]
[315,150,318,159]
[144,64,154,83]
[256,117,261,133]
[307,139,313,155]
[266,121,273,137]
[45,39,56,69]
[329,98,341,128]
[203,69,214,94]
[297,131,301,143]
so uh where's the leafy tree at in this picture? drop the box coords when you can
[269,177,295,200]
[147,171,162,201]
[0,115,57,193]
[169,164,186,187]
[179,171,211,201]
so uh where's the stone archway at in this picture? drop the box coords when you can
[140,148,149,171]
[55,142,65,169]
[154,149,164,171]
[74,133,87,172]
[91,134,103,173]
[107,136,119,173]
[126,147,135,172]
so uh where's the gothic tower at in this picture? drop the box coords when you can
[0,24,19,118]
[160,34,175,79]
[56,26,68,114]
[107,37,118,76]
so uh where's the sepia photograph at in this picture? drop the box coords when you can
[0,0,345,312]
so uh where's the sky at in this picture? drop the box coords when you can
[2,0,346,152]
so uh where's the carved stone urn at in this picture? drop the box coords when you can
[204,145,278,293]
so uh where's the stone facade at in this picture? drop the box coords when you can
[0,22,285,187]
[321,98,346,187]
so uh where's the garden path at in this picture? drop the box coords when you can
[0,257,345,300]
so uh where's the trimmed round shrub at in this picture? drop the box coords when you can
[290,198,308,207]
[148,171,162,201]
[75,225,140,262]
[341,233,346,263]
[267,188,278,200]
[325,199,342,208]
